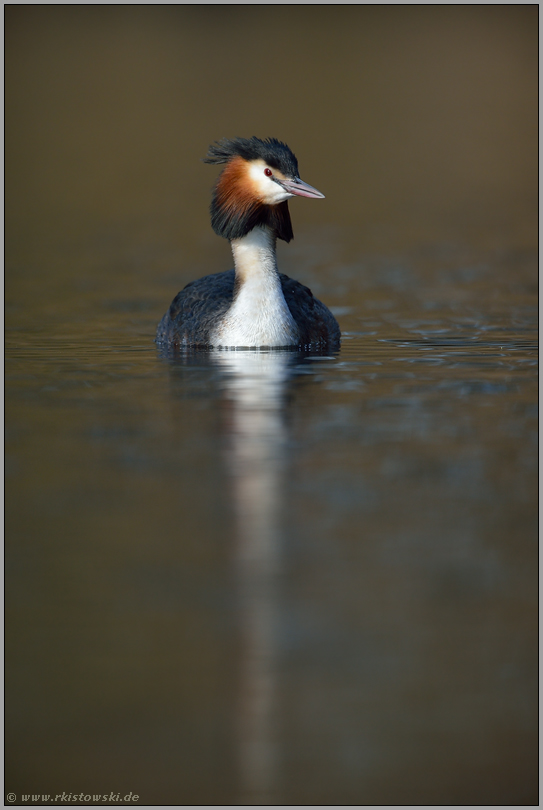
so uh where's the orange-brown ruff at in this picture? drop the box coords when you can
[156,137,340,349]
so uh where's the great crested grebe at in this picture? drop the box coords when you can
[156,137,340,349]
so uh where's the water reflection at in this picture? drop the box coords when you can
[212,350,299,805]
[159,346,339,802]
[154,318,537,803]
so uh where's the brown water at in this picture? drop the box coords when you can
[5,6,538,806]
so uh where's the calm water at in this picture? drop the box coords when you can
[5,6,538,807]
[6,227,538,806]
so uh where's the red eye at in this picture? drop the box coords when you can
[264,168,272,177]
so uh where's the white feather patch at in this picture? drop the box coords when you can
[211,227,300,347]
[247,160,293,205]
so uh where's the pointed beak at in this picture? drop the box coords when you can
[280,177,325,199]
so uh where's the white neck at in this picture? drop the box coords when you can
[211,226,300,347]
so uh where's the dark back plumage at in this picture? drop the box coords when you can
[156,269,341,349]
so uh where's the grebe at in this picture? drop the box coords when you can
[156,137,340,349]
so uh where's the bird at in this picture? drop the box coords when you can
[156,137,340,350]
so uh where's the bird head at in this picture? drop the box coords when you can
[203,137,324,243]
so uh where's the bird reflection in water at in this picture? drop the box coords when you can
[214,348,294,805]
[161,344,337,802]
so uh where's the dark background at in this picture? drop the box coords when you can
[5,6,538,806]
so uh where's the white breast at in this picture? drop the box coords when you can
[210,227,300,348]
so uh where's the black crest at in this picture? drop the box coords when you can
[204,136,299,179]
